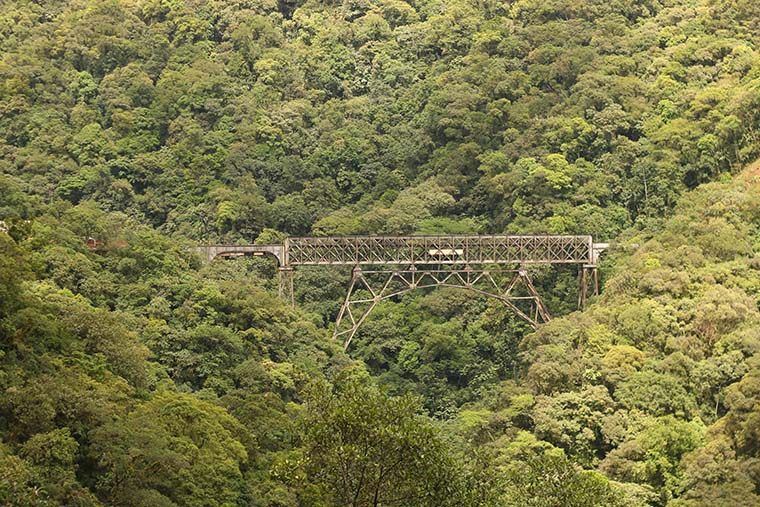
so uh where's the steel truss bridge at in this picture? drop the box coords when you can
[195,236,608,349]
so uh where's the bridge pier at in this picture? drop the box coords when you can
[578,265,599,309]
[278,267,294,308]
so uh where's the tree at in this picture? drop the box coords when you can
[0,234,25,322]
[615,371,697,418]
[90,392,248,507]
[19,428,100,506]
[299,379,464,507]
[502,451,625,507]
[0,452,51,507]
[532,386,615,466]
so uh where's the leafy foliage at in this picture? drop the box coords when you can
[1,0,760,505]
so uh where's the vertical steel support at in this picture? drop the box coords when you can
[333,267,556,349]
[578,264,599,309]
[278,267,294,308]
[578,267,587,309]
[333,267,360,345]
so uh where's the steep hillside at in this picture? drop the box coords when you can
[456,165,760,505]
[2,149,757,507]
[3,0,760,241]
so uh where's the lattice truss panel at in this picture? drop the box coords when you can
[334,267,551,350]
[287,235,592,266]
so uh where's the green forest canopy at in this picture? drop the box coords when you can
[1,0,760,505]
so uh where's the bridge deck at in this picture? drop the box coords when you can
[196,235,607,266]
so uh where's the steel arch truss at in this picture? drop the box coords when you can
[334,266,551,350]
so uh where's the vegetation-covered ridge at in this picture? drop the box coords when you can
[1,164,758,507]
[2,0,760,505]
[4,0,760,240]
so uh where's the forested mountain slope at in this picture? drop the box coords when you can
[2,0,760,506]
[2,153,757,507]
[3,0,760,239]
[468,165,760,506]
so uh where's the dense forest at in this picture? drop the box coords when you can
[1,0,760,505]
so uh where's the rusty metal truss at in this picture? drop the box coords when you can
[194,235,609,348]
[286,235,593,266]
[195,235,599,266]
[335,267,551,349]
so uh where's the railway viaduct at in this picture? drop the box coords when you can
[195,235,608,349]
